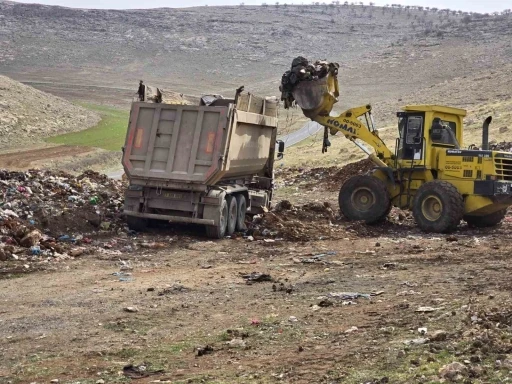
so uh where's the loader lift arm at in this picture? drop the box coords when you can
[311,104,394,167]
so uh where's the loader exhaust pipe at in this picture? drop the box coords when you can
[482,116,492,150]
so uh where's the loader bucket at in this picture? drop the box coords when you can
[292,71,339,117]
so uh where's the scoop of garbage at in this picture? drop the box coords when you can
[280,56,339,114]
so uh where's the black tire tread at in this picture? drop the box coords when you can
[464,209,506,228]
[235,194,247,231]
[226,195,237,236]
[412,180,464,233]
[126,216,148,232]
[205,199,228,239]
[338,175,391,224]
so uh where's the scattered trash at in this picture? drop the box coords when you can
[123,364,164,379]
[195,345,214,357]
[240,272,272,283]
[418,327,428,335]
[438,362,467,381]
[328,292,371,300]
[272,283,294,294]
[415,306,440,313]
[318,299,334,307]
[403,337,428,345]
[381,262,407,270]
[355,250,376,255]
[124,306,139,313]
[158,284,189,295]
[429,330,448,341]
[345,326,359,334]
[226,338,247,348]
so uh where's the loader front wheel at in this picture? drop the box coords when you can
[413,180,464,233]
[339,175,391,224]
[464,209,506,228]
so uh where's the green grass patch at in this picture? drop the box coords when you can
[48,103,129,151]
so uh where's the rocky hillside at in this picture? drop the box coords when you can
[0,75,100,147]
[0,2,511,105]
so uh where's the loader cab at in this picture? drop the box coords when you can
[397,112,425,161]
[396,105,466,165]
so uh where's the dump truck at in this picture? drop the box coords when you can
[122,88,284,238]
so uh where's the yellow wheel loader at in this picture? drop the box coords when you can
[282,62,512,233]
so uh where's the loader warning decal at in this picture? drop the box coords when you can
[134,128,144,149]
[206,132,216,154]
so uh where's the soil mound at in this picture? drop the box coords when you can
[0,75,100,147]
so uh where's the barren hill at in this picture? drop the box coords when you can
[0,1,511,107]
[0,75,100,147]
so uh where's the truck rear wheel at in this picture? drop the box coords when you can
[412,180,464,233]
[226,195,238,236]
[339,175,391,224]
[235,194,247,231]
[205,198,228,239]
[126,216,148,232]
[464,209,506,228]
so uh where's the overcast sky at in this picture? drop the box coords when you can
[10,0,510,13]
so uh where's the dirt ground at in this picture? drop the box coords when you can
[1,179,511,384]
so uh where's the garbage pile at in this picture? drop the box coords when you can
[302,158,374,191]
[0,169,126,262]
[280,56,339,109]
[249,200,339,241]
[276,158,374,192]
[491,141,512,152]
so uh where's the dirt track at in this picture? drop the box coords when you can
[0,145,94,170]
[1,201,511,383]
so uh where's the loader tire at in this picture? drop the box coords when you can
[464,209,506,228]
[413,180,464,233]
[205,198,228,239]
[339,175,391,224]
[126,216,148,232]
[226,195,238,236]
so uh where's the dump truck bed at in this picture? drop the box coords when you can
[122,94,279,189]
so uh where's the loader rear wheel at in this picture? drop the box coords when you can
[339,175,391,224]
[226,195,238,236]
[235,194,247,231]
[412,180,464,233]
[205,198,228,239]
[464,209,506,228]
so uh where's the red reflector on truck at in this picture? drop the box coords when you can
[134,128,144,148]
[206,132,216,154]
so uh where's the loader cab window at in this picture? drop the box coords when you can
[397,113,424,160]
[430,118,460,148]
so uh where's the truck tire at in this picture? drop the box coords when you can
[126,216,148,232]
[235,194,247,231]
[339,175,391,224]
[412,180,464,233]
[464,209,506,228]
[205,198,228,239]
[226,195,238,236]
